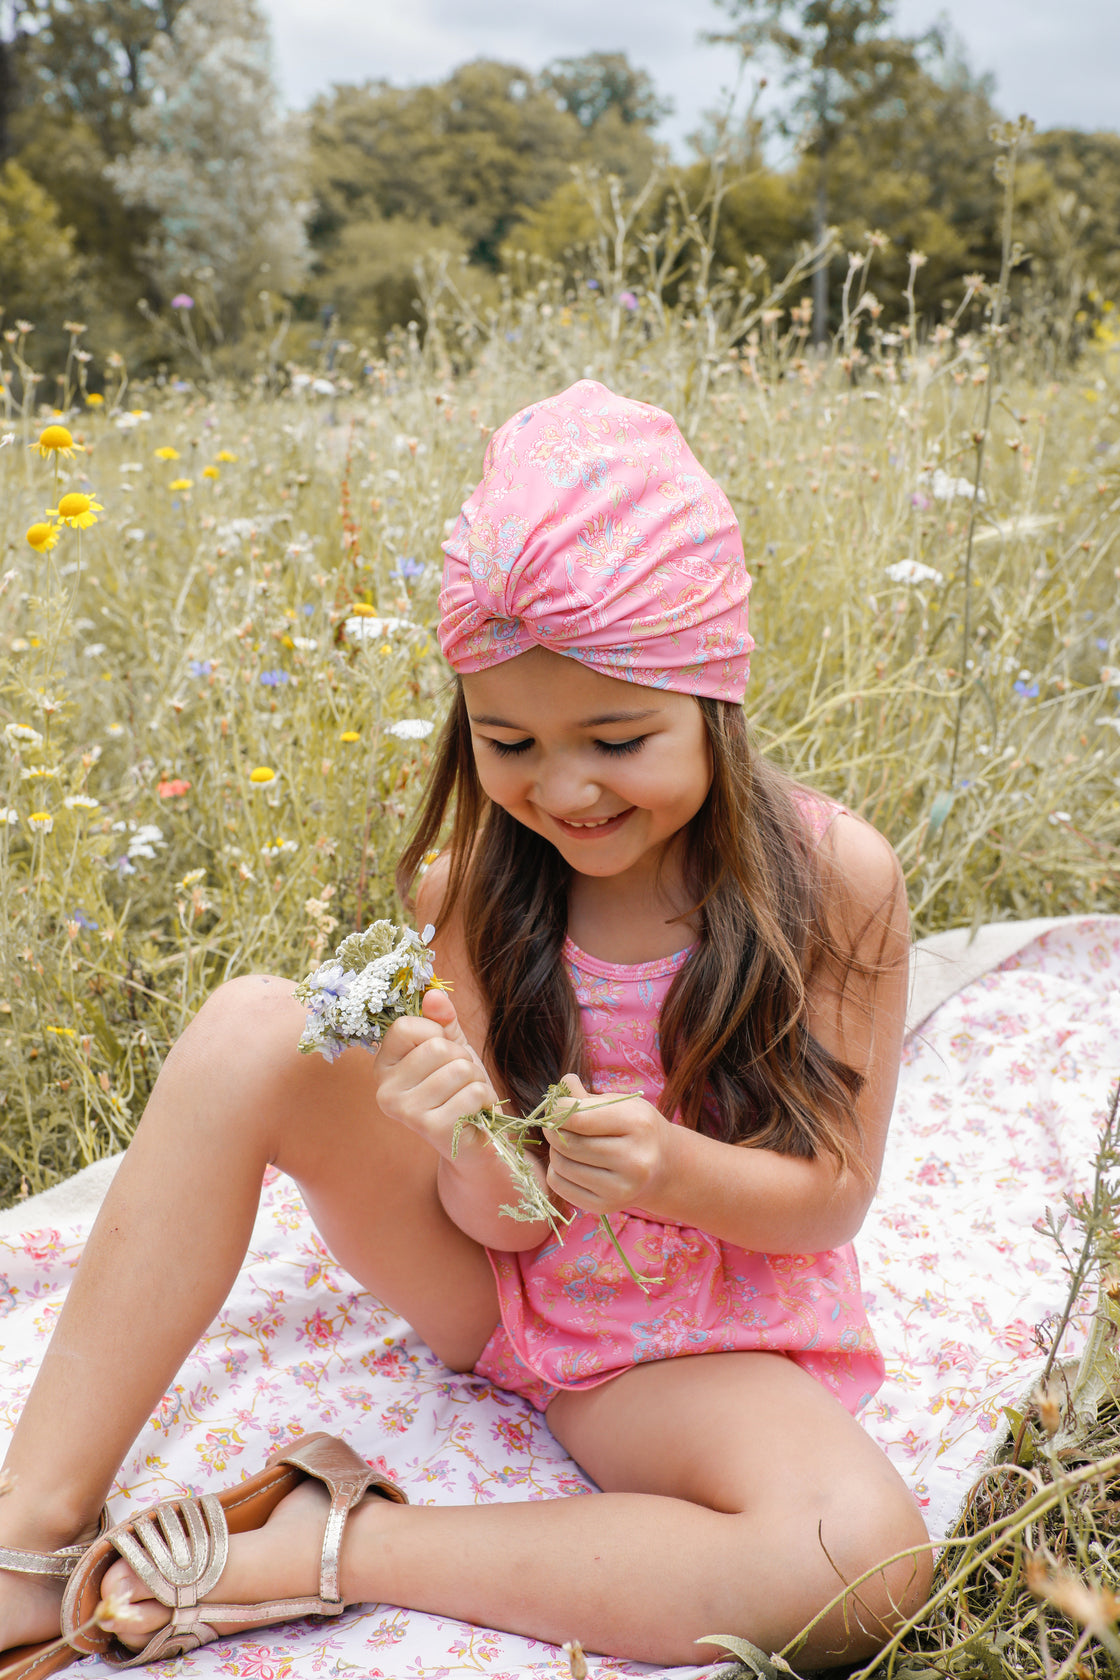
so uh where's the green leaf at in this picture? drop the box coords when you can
[928,790,954,833]
[697,1635,797,1677]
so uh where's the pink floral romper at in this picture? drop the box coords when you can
[473,798,887,1416]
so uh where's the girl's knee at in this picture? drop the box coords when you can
[825,1480,933,1638]
[189,973,303,1045]
[162,975,309,1098]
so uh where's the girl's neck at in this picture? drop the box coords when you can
[565,854,699,966]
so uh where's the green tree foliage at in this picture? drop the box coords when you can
[541,51,670,131]
[688,34,1098,332]
[0,157,84,329]
[2,0,188,339]
[106,0,307,332]
[1027,129,1120,304]
[707,0,936,333]
[306,56,664,338]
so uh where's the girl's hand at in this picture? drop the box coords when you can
[544,1074,674,1216]
[374,989,496,1158]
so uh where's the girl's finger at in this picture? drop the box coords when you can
[544,1126,615,1164]
[545,1102,633,1138]
[546,1153,614,1197]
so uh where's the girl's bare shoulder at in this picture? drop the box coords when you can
[817,810,908,943]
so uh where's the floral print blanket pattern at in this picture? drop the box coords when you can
[0,916,1117,1680]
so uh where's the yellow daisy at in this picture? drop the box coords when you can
[248,766,276,784]
[340,730,360,742]
[32,424,76,459]
[202,465,220,480]
[85,393,105,407]
[48,492,103,530]
[216,450,239,463]
[169,477,193,491]
[26,521,61,553]
[155,446,180,461]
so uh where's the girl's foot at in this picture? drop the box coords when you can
[0,1566,69,1653]
[98,1477,389,1651]
[0,1513,106,1655]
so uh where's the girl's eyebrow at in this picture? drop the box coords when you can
[469,708,659,729]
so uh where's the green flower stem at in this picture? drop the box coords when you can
[452,1082,664,1294]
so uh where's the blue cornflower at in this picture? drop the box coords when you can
[392,557,425,580]
[1013,679,1039,699]
[70,908,98,930]
[260,669,291,687]
[1096,639,1110,652]
[188,659,213,678]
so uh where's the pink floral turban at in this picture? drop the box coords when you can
[438,380,753,702]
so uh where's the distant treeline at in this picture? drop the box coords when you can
[1,0,1117,369]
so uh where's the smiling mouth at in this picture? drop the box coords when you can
[549,807,636,837]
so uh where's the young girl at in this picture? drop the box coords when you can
[0,381,930,1675]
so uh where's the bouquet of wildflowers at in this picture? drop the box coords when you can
[295,920,438,1061]
[295,920,660,1290]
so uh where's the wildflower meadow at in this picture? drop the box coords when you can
[0,180,1118,1213]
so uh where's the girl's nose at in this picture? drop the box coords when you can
[532,754,600,816]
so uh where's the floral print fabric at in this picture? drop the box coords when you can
[438,380,754,701]
[0,915,1116,1679]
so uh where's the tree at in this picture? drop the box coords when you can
[4,0,188,158]
[106,0,307,329]
[307,59,600,333]
[707,0,934,338]
[541,52,671,132]
[0,157,84,324]
[2,0,191,342]
[308,61,587,274]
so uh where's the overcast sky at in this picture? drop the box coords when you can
[261,0,1119,150]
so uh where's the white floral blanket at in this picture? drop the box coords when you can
[0,915,1118,1680]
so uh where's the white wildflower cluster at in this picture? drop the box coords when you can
[885,560,944,586]
[343,614,414,642]
[295,920,437,1062]
[385,719,434,740]
[111,820,167,862]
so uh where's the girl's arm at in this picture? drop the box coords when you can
[545,815,910,1254]
[375,855,551,1253]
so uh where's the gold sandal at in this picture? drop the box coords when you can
[0,1508,111,1680]
[61,1432,407,1668]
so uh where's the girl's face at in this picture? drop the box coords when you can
[461,647,712,883]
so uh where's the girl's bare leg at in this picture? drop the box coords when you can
[0,975,500,1650]
[106,1350,932,1670]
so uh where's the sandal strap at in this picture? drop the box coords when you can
[0,1508,112,1580]
[273,1433,404,1604]
[110,1494,227,1608]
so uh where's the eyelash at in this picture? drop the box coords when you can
[486,737,647,759]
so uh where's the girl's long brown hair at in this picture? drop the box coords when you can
[398,684,897,1170]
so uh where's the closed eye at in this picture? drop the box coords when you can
[485,737,533,757]
[595,737,646,756]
